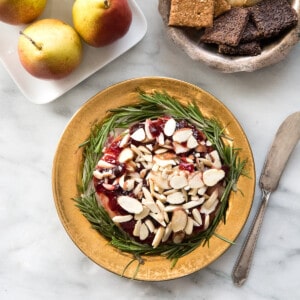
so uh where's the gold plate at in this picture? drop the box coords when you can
[52,77,255,281]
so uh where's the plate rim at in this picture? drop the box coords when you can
[52,76,256,281]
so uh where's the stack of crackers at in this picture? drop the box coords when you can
[168,0,298,56]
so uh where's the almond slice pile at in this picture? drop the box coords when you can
[93,117,227,248]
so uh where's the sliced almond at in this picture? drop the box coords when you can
[200,190,219,214]
[142,186,157,203]
[134,206,150,220]
[93,170,104,180]
[149,212,166,227]
[133,181,143,196]
[139,223,149,240]
[157,132,165,146]
[123,179,135,191]
[137,145,151,154]
[192,208,202,225]
[162,222,173,242]
[164,205,179,212]
[188,188,198,196]
[153,155,176,168]
[184,216,194,235]
[182,198,205,210]
[173,128,193,143]
[205,189,218,207]
[166,191,185,205]
[140,154,153,163]
[133,219,142,236]
[145,219,155,233]
[199,158,213,167]
[152,226,165,248]
[118,174,125,189]
[144,119,154,140]
[187,135,198,149]
[154,148,168,154]
[173,142,189,154]
[171,209,188,232]
[146,144,153,151]
[164,118,176,136]
[149,172,171,190]
[156,199,169,223]
[118,147,134,163]
[97,160,116,168]
[203,169,225,186]
[204,214,210,230]
[130,144,143,157]
[188,172,204,189]
[102,183,116,191]
[209,150,222,169]
[112,215,133,223]
[173,231,185,244]
[200,200,219,215]
[119,133,130,148]
[169,174,188,189]
[142,199,161,214]
[125,161,136,172]
[197,186,208,195]
[117,196,143,214]
[131,128,146,142]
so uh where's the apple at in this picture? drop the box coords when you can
[72,0,132,47]
[0,0,47,25]
[18,19,83,80]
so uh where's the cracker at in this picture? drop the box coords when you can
[200,7,250,46]
[168,0,214,28]
[218,41,262,56]
[241,20,261,43]
[214,0,231,17]
[250,0,298,39]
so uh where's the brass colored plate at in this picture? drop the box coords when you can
[52,77,255,281]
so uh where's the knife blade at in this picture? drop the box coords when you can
[260,111,300,191]
[232,111,300,286]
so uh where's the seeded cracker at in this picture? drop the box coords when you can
[249,0,298,39]
[168,0,214,28]
[214,0,231,17]
[200,7,250,46]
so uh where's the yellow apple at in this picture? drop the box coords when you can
[0,0,47,25]
[72,0,132,47]
[18,19,83,80]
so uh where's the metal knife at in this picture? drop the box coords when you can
[232,111,300,286]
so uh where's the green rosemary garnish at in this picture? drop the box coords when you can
[74,90,247,275]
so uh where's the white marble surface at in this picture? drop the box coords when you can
[1,1,300,299]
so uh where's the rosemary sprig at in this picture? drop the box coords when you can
[75,90,247,273]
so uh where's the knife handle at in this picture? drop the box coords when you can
[232,189,271,286]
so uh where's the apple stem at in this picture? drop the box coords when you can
[104,0,110,8]
[19,31,42,51]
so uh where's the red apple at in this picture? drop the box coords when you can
[72,0,132,47]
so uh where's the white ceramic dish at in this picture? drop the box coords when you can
[0,0,147,104]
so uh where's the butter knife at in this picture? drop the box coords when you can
[232,111,300,286]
